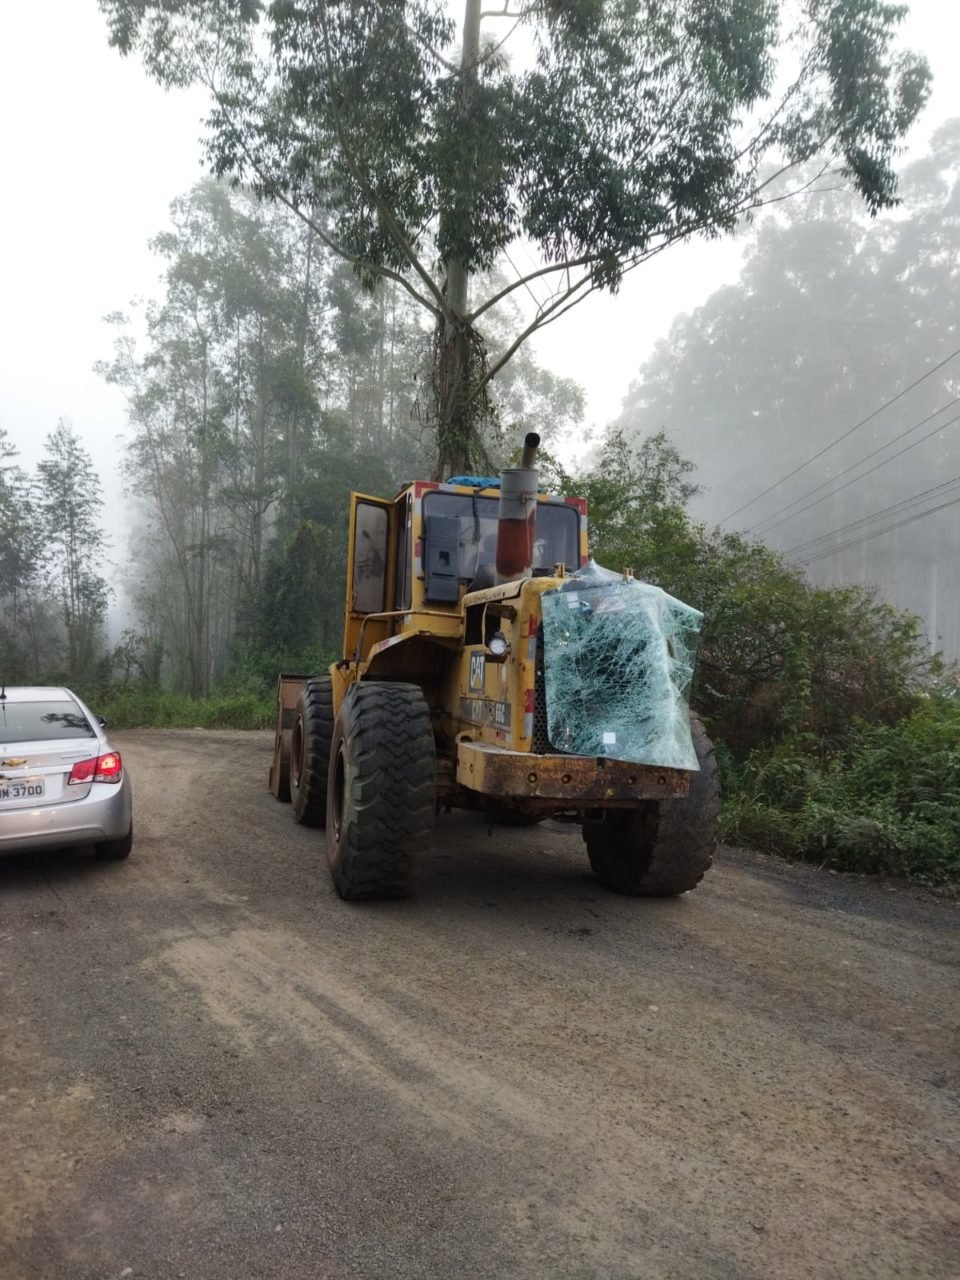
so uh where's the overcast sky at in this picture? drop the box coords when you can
[1,0,958,532]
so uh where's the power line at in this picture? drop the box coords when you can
[748,407,960,538]
[718,345,960,525]
[786,472,960,556]
[750,397,960,535]
[796,492,960,566]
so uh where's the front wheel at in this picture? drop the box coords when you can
[326,683,436,900]
[583,715,720,896]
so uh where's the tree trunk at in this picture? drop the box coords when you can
[433,0,485,480]
[435,317,482,478]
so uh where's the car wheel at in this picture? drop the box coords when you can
[95,825,133,861]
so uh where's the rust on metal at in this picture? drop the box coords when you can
[455,740,689,804]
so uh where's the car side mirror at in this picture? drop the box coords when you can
[96,715,108,728]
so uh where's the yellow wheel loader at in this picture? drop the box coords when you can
[269,434,719,900]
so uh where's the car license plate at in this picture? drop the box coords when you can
[0,778,45,802]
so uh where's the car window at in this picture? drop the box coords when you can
[0,701,96,743]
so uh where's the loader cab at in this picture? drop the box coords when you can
[342,479,589,667]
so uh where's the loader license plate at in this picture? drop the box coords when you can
[0,779,45,803]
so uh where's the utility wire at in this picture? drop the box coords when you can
[751,396,960,535]
[796,492,960,566]
[747,407,960,538]
[786,472,960,556]
[718,345,960,525]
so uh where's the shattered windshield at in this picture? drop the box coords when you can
[541,568,703,770]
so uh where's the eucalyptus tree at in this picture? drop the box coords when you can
[0,428,34,604]
[34,422,110,680]
[0,428,48,679]
[101,0,929,475]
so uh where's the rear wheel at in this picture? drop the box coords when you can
[291,677,334,827]
[95,825,133,861]
[583,715,720,896]
[326,683,436,900]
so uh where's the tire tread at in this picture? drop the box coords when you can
[328,683,436,900]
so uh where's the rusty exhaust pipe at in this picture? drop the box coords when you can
[496,432,540,583]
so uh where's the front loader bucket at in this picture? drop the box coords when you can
[268,673,309,801]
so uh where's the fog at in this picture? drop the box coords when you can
[1,0,958,665]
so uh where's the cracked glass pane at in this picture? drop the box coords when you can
[541,564,703,769]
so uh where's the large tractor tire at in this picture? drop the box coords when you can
[291,677,334,827]
[583,715,720,897]
[326,683,436,900]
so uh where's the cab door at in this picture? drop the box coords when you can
[343,493,396,664]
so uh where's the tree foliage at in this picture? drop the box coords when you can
[35,423,111,679]
[99,0,930,472]
[0,424,110,683]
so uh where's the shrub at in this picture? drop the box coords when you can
[721,697,960,889]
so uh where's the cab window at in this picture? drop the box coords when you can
[421,492,579,580]
[352,501,389,614]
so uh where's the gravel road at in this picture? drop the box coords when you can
[1,729,957,1280]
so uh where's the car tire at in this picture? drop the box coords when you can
[326,682,436,900]
[95,825,133,861]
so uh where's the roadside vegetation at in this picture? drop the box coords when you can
[90,689,274,732]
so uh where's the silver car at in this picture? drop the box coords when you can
[0,687,133,860]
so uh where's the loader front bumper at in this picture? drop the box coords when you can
[455,740,689,807]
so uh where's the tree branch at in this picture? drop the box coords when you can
[468,252,600,323]
[406,23,459,74]
[472,166,847,399]
[480,4,539,17]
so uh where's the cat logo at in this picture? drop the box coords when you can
[0,758,26,769]
[469,652,485,691]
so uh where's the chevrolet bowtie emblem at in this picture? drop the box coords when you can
[1,759,26,768]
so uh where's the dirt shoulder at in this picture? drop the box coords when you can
[1,729,957,1279]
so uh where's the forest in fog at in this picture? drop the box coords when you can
[4,122,960,694]
[1,0,957,884]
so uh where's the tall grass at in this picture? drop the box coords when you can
[96,689,274,730]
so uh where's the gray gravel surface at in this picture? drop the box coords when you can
[1,729,957,1279]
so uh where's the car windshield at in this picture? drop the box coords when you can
[0,700,96,743]
[422,492,580,580]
